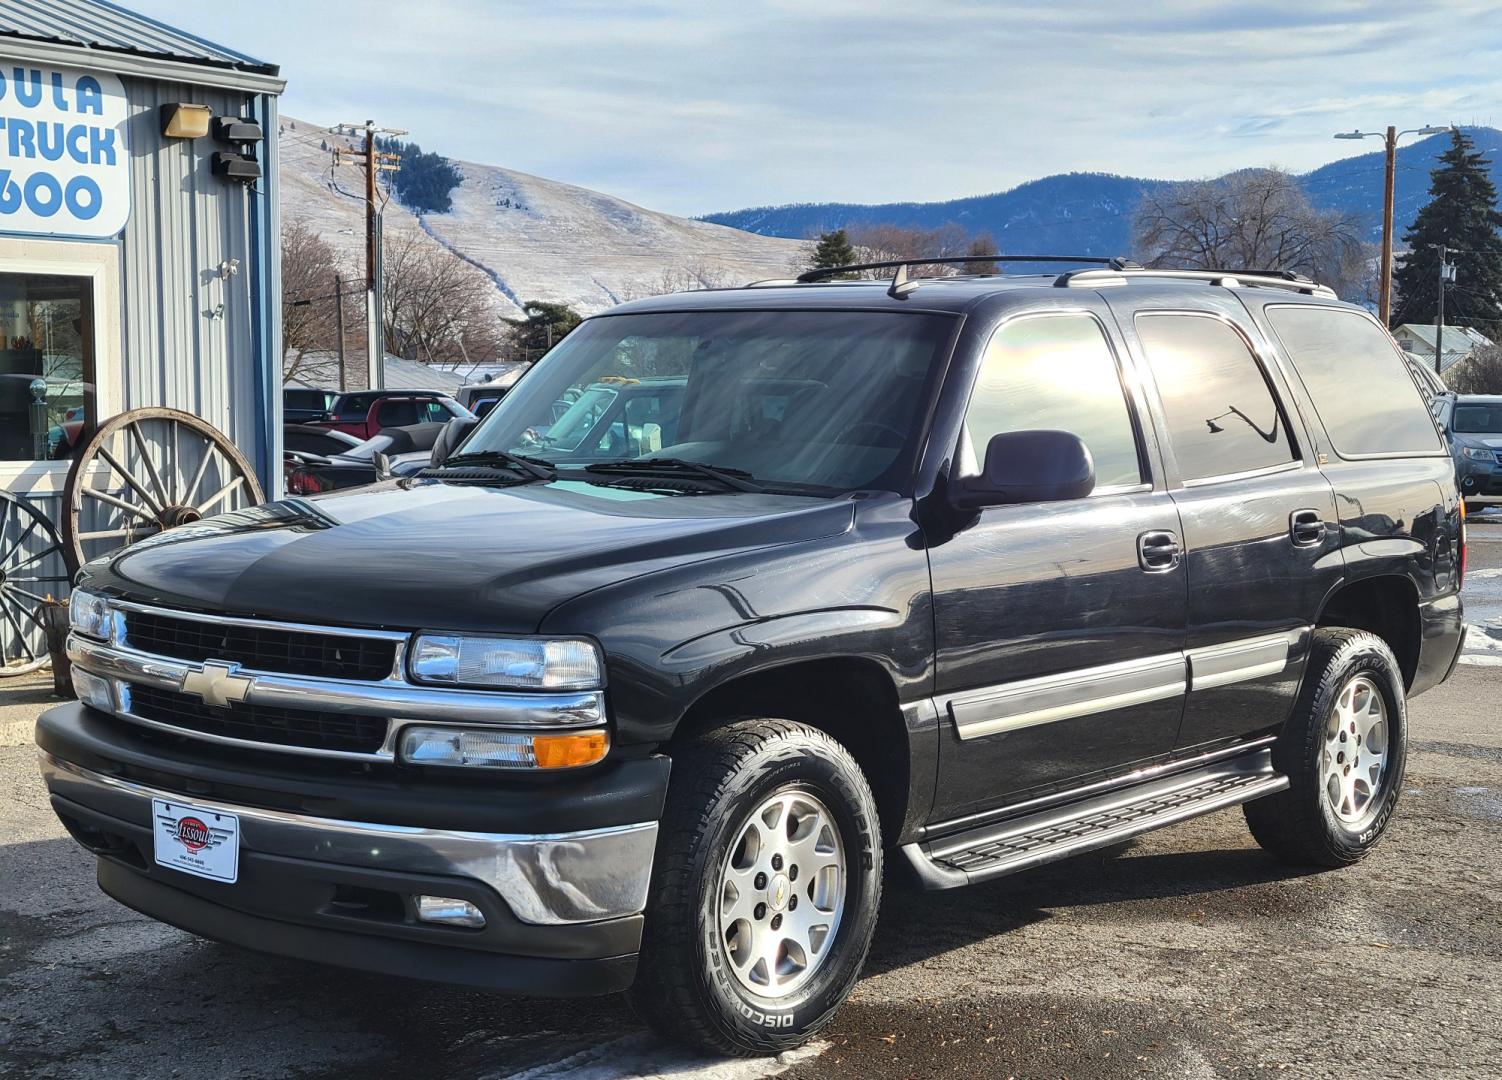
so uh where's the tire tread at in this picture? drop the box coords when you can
[1244,627,1404,867]
[629,719,880,1056]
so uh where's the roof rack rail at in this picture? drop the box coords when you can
[794,254,1140,285]
[1054,267,1336,298]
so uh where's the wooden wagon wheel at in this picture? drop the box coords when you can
[0,490,70,677]
[62,407,265,574]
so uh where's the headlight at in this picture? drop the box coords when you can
[399,726,609,769]
[408,634,603,690]
[68,588,113,640]
[1461,446,1494,460]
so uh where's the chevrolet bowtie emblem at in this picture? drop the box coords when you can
[180,661,254,708]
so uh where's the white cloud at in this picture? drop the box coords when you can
[130,0,1502,215]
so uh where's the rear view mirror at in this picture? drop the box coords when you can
[955,429,1095,509]
[431,416,479,467]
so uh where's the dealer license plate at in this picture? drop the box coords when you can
[151,798,240,883]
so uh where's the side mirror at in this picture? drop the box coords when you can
[955,429,1095,509]
[431,416,479,467]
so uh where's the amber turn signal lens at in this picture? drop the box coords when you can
[532,731,609,769]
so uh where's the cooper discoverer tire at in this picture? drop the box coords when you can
[1244,628,1407,867]
[629,719,883,1056]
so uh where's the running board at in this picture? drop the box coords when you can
[903,749,1288,889]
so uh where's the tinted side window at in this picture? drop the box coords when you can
[1267,307,1443,456]
[965,315,1144,490]
[1136,314,1295,482]
[336,396,371,421]
[377,400,419,427]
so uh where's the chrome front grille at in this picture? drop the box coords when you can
[124,682,389,755]
[122,607,399,682]
[68,602,608,763]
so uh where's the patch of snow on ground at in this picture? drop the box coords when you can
[491,1035,826,1080]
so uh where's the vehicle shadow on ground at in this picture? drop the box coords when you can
[0,835,1322,1079]
[864,839,1321,977]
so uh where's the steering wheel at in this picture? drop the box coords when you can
[838,421,906,447]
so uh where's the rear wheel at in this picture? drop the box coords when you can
[1245,628,1407,867]
[630,719,882,1056]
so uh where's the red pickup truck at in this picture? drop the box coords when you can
[308,391,473,440]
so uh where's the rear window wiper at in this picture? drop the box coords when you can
[583,458,765,493]
[425,450,557,481]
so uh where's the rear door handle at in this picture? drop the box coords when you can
[1137,530,1181,572]
[1289,509,1325,547]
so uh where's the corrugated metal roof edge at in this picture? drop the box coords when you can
[86,0,273,70]
[0,34,285,93]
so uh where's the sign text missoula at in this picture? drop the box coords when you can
[0,64,129,238]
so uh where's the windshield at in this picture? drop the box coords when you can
[1453,403,1502,434]
[462,310,953,492]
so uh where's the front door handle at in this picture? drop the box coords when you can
[1289,508,1325,547]
[1137,530,1181,572]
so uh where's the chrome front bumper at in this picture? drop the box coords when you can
[40,750,658,926]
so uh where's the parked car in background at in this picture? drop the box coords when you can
[457,366,531,417]
[1432,393,1502,510]
[285,422,446,494]
[282,424,363,457]
[284,387,336,424]
[311,390,472,440]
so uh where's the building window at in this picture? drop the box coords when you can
[0,272,96,463]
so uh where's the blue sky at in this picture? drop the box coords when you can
[130,0,1502,216]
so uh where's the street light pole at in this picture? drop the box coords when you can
[1380,126,1396,326]
[1334,124,1450,326]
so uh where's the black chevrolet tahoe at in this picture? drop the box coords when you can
[38,260,1467,1057]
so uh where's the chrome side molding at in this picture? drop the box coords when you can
[949,653,1186,741]
[948,627,1309,741]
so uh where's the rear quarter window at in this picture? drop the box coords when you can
[1265,306,1443,457]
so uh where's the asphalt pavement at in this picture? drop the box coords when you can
[3,515,1500,1079]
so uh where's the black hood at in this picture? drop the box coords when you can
[81,479,855,633]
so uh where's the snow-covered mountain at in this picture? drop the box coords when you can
[278,117,805,318]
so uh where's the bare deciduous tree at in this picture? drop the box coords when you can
[381,228,508,367]
[848,223,972,276]
[1133,169,1368,292]
[281,221,355,386]
[1444,344,1502,394]
[618,261,741,301]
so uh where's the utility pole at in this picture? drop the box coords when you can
[334,272,347,391]
[1333,124,1449,324]
[1435,244,1457,375]
[333,120,404,389]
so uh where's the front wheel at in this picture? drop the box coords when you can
[1245,628,1407,867]
[630,719,883,1056]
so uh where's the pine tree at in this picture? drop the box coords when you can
[1391,129,1502,341]
[810,229,858,277]
[965,233,999,275]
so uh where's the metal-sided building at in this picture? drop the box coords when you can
[0,0,283,670]
[0,0,283,502]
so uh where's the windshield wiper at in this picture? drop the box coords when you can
[429,450,557,481]
[583,457,764,493]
